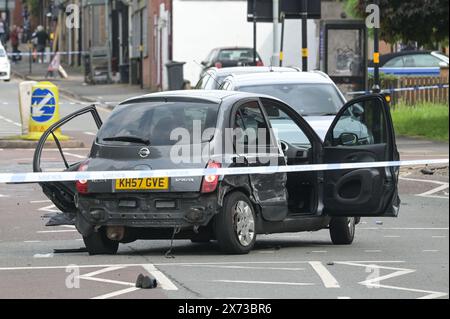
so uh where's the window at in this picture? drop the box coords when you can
[410,54,442,67]
[218,49,258,62]
[384,56,405,68]
[238,83,344,116]
[234,101,271,151]
[261,100,311,148]
[330,99,388,147]
[97,101,219,146]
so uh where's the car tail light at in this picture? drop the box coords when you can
[201,161,221,193]
[76,160,90,194]
[256,60,264,66]
[214,62,223,68]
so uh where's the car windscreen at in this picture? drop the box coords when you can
[239,83,344,116]
[97,101,219,146]
[218,49,255,61]
[0,48,6,58]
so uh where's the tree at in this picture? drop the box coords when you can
[345,0,449,49]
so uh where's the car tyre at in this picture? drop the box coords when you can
[329,217,355,245]
[83,227,119,255]
[214,191,256,254]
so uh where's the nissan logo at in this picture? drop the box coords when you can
[138,147,150,158]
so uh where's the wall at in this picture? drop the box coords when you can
[173,0,318,85]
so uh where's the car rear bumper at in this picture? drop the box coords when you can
[76,192,219,229]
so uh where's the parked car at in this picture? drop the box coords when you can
[200,47,264,73]
[368,50,449,76]
[0,43,11,82]
[220,71,347,140]
[195,66,301,90]
[34,90,400,255]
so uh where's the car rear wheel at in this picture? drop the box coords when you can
[214,191,256,254]
[83,227,119,255]
[329,217,355,245]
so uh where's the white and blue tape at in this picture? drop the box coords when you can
[347,84,449,96]
[0,159,448,184]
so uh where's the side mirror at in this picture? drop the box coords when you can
[339,133,359,146]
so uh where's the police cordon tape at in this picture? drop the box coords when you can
[7,51,88,57]
[0,159,448,184]
[347,84,449,96]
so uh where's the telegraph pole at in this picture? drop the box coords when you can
[301,0,308,71]
[372,0,381,93]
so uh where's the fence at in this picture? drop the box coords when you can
[368,76,449,106]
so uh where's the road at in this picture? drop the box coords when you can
[0,79,448,299]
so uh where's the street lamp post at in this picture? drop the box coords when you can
[301,0,308,72]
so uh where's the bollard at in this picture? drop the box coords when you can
[18,81,37,136]
[24,81,69,141]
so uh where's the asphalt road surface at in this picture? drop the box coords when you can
[0,79,448,299]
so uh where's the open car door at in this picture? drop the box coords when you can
[322,94,400,217]
[33,105,102,218]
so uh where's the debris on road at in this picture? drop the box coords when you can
[135,273,158,289]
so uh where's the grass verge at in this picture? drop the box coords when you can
[391,103,449,142]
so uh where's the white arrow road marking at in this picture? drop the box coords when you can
[38,204,59,213]
[309,261,340,288]
[336,262,448,299]
[0,194,10,198]
[0,115,21,127]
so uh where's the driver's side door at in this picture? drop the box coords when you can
[322,94,400,217]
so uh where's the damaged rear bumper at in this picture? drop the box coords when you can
[75,192,219,232]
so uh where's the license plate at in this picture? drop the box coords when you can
[115,178,169,191]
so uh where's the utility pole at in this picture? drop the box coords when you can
[272,0,279,66]
[253,0,257,65]
[372,0,381,93]
[301,0,308,71]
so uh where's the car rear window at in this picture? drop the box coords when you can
[97,101,219,146]
[218,49,256,61]
[239,83,344,116]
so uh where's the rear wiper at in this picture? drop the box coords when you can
[102,135,150,145]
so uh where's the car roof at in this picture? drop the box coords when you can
[213,47,255,51]
[120,90,271,105]
[225,71,334,87]
[207,66,300,77]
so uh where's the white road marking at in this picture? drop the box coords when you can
[400,176,449,199]
[0,261,406,271]
[37,230,77,233]
[64,152,86,159]
[30,199,51,203]
[24,240,41,243]
[83,132,96,136]
[309,261,340,288]
[0,194,10,198]
[33,253,53,258]
[337,296,351,299]
[92,287,140,300]
[336,261,448,299]
[365,250,382,253]
[142,264,178,291]
[384,235,401,238]
[38,204,59,213]
[178,265,305,271]
[0,115,21,127]
[432,236,447,238]
[422,250,439,253]
[311,250,328,253]
[213,280,314,286]
[81,266,127,278]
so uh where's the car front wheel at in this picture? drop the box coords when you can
[214,191,256,254]
[329,217,355,245]
[83,227,119,255]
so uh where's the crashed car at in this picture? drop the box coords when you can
[34,90,400,255]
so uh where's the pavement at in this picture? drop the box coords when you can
[0,77,449,299]
[10,47,151,107]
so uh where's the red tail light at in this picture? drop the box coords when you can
[256,60,264,66]
[214,62,223,68]
[201,161,221,193]
[76,160,90,194]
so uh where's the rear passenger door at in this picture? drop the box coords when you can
[322,94,400,217]
[232,99,288,221]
